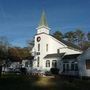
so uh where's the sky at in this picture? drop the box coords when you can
[0,0,90,47]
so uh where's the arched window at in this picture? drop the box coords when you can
[37,57,40,67]
[52,60,57,68]
[46,60,50,67]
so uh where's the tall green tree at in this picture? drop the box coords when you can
[52,31,63,41]
[64,31,75,43]
[74,29,84,47]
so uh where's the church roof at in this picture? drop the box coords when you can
[50,34,82,51]
[62,54,80,59]
[36,32,82,51]
[44,53,65,58]
[38,11,48,28]
[78,47,90,58]
[60,39,82,50]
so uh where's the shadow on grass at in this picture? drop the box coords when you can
[0,74,90,90]
[49,76,90,90]
[0,75,39,90]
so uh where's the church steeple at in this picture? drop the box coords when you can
[37,11,50,34]
[38,11,48,28]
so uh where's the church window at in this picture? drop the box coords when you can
[66,64,69,71]
[74,64,78,71]
[63,63,69,72]
[38,44,40,51]
[46,44,48,52]
[52,60,57,68]
[63,64,65,72]
[37,57,40,67]
[71,62,78,71]
[71,63,74,71]
[86,60,90,69]
[46,60,50,67]
[57,49,60,54]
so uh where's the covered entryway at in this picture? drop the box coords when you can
[61,54,80,76]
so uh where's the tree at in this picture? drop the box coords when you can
[0,36,9,65]
[18,47,32,60]
[27,39,34,51]
[52,31,63,41]
[8,47,31,62]
[64,31,76,43]
[81,41,90,50]
[87,32,90,41]
[8,47,21,62]
[74,29,84,48]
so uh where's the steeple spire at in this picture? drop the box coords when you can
[38,11,48,28]
[37,11,50,34]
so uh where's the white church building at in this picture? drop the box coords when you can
[1,11,90,77]
[32,11,82,75]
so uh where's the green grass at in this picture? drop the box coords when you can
[0,74,90,90]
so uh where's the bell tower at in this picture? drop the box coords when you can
[37,11,50,34]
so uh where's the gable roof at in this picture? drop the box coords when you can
[36,32,82,51]
[78,48,90,59]
[50,34,82,51]
[60,39,82,50]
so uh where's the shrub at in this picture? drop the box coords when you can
[50,68,59,75]
[20,68,27,75]
[45,71,51,76]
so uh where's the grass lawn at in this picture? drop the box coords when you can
[0,74,90,90]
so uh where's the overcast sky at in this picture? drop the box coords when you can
[0,0,90,47]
